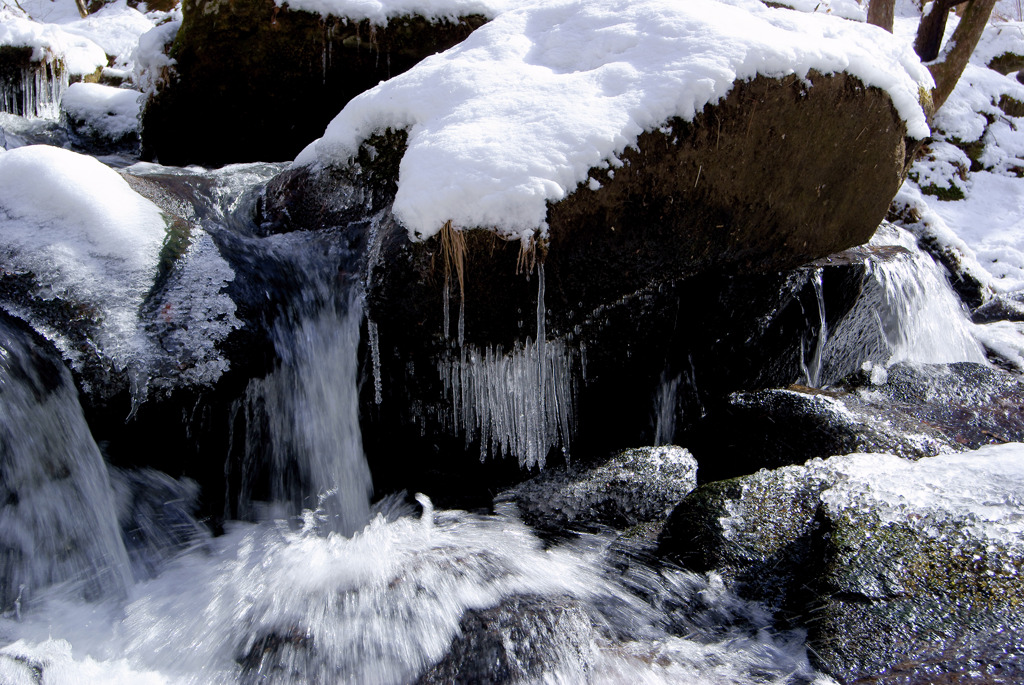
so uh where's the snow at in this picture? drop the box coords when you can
[971,20,1024,66]
[0,9,107,76]
[61,82,141,139]
[133,16,180,97]
[277,0,523,23]
[1,0,160,79]
[768,0,867,23]
[297,0,933,243]
[0,145,165,368]
[60,1,156,68]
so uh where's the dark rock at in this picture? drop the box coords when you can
[416,595,595,684]
[659,446,1024,683]
[988,51,1024,76]
[495,445,697,533]
[688,362,1024,483]
[141,0,486,166]
[972,290,1024,323]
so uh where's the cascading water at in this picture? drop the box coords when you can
[238,294,372,535]
[814,223,987,386]
[0,317,132,611]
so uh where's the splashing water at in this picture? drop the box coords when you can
[0,500,832,684]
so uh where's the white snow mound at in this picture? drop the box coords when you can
[0,10,107,76]
[61,82,141,139]
[297,0,933,243]
[0,145,165,366]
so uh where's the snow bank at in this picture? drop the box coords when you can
[277,0,522,23]
[61,0,156,67]
[133,17,181,96]
[0,10,107,76]
[0,145,165,366]
[971,20,1024,67]
[297,0,932,243]
[61,82,141,139]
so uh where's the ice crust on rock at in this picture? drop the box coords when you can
[298,0,932,243]
[802,445,1024,549]
[0,145,165,373]
[497,445,699,530]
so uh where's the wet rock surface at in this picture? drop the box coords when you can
[688,362,1024,482]
[496,446,698,533]
[659,446,1024,683]
[416,595,595,685]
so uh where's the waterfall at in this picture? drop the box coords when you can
[0,317,132,610]
[238,295,373,535]
[817,224,986,385]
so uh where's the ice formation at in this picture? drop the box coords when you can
[438,269,577,468]
[297,0,932,242]
[0,145,165,376]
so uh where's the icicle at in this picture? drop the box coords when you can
[653,372,681,445]
[437,266,577,469]
[368,318,383,404]
[800,269,827,388]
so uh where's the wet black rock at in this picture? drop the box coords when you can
[416,595,595,684]
[495,446,698,534]
[141,0,486,166]
[688,361,1024,483]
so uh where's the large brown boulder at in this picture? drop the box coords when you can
[140,0,486,166]
[257,71,918,478]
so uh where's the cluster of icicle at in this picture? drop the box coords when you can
[0,60,67,119]
[437,267,577,469]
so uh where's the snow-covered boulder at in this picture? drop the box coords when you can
[61,81,141,153]
[659,444,1024,682]
[0,146,245,405]
[140,0,494,166]
[257,0,933,471]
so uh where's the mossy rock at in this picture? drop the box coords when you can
[988,51,1024,76]
[659,449,1024,682]
[141,0,486,166]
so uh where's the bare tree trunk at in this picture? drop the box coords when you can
[914,0,957,61]
[74,0,89,17]
[867,0,895,32]
[928,0,998,112]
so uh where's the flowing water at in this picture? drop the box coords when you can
[0,118,998,684]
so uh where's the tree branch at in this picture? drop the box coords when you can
[928,0,998,113]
